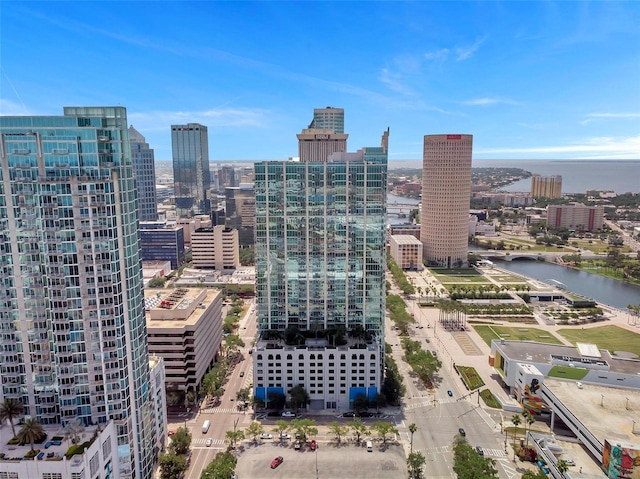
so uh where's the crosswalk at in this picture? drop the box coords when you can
[199,407,243,414]
[192,438,225,447]
[404,398,457,410]
[414,445,506,459]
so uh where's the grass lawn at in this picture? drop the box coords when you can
[479,389,501,409]
[473,325,564,346]
[556,325,640,357]
[430,268,482,277]
[547,365,589,380]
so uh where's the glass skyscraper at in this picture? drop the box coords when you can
[129,125,158,221]
[171,123,211,218]
[0,107,159,479]
[253,114,388,410]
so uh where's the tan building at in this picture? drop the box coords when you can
[547,203,604,231]
[191,225,240,269]
[531,174,562,198]
[389,224,421,240]
[421,134,473,267]
[297,128,348,162]
[145,288,223,393]
[389,235,423,270]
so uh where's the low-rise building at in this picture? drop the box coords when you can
[0,421,120,479]
[389,224,420,240]
[191,225,240,270]
[139,222,186,269]
[389,235,423,270]
[145,288,223,394]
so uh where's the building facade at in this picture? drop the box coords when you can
[145,288,223,394]
[547,204,604,232]
[0,107,159,479]
[531,174,562,199]
[171,123,211,217]
[224,185,256,247]
[128,125,158,221]
[139,222,186,269]
[421,134,473,267]
[191,225,240,270]
[253,120,389,410]
[308,106,345,133]
[389,235,423,270]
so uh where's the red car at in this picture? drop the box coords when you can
[309,439,317,451]
[167,430,176,437]
[270,456,284,469]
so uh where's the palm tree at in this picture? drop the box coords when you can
[523,410,535,448]
[17,417,45,451]
[510,414,521,461]
[409,423,417,454]
[557,459,569,476]
[0,399,24,438]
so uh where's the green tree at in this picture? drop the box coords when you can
[289,418,318,443]
[522,470,549,479]
[407,451,426,479]
[353,393,369,414]
[327,421,348,444]
[223,334,245,358]
[349,418,369,444]
[452,435,498,479]
[225,429,245,449]
[148,276,167,288]
[557,459,569,475]
[523,410,535,448]
[236,387,251,406]
[16,417,45,451]
[288,384,311,412]
[245,421,263,443]
[409,423,418,454]
[510,414,521,460]
[370,421,398,445]
[159,453,187,479]
[201,450,238,479]
[272,419,290,442]
[0,398,24,438]
[169,426,192,456]
[238,247,255,266]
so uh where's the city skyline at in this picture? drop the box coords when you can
[1,1,639,161]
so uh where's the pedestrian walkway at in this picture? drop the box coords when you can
[200,407,243,414]
[192,438,225,447]
[404,397,457,410]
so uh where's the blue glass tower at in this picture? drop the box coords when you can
[0,107,158,479]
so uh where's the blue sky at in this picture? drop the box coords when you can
[1,1,639,161]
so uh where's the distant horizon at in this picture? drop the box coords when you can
[154,158,640,165]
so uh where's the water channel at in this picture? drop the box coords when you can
[494,260,640,310]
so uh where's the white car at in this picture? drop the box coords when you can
[205,438,213,447]
[260,433,273,440]
[281,411,296,417]
[280,433,291,440]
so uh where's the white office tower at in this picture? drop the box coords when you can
[0,107,163,479]
[421,134,473,268]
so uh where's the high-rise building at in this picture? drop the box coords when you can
[129,125,158,221]
[421,134,473,268]
[547,203,604,232]
[0,107,162,479]
[308,106,345,133]
[191,225,240,270]
[224,185,255,247]
[171,123,211,217]
[531,174,562,199]
[298,107,348,162]
[253,113,388,410]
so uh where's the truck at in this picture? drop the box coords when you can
[202,420,211,434]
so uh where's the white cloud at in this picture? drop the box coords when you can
[378,68,414,96]
[424,48,450,61]
[128,107,271,132]
[455,35,488,61]
[0,99,32,116]
[476,135,640,159]
[581,112,640,125]
[462,97,519,106]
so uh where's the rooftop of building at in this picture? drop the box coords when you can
[145,287,221,328]
[543,378,640,446]
[494,340,640,375]
[0,422,105,463]
[390,234,422,245]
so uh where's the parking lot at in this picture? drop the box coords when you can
[234,439,406,479]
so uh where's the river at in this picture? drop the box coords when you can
[495,260,640,310]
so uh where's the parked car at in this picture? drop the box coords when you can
[309,439,317,451]
[260,433,273,440]
[458,428,466,437]
[342,411,356,417]
[280,433,291,440]
[205,438,213,447]
[281,411,296,417]
[167,430,176,437]
[270,456,284,469]
[294,442,302,450]
[447,390,453,397]
[476,446,484,456]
